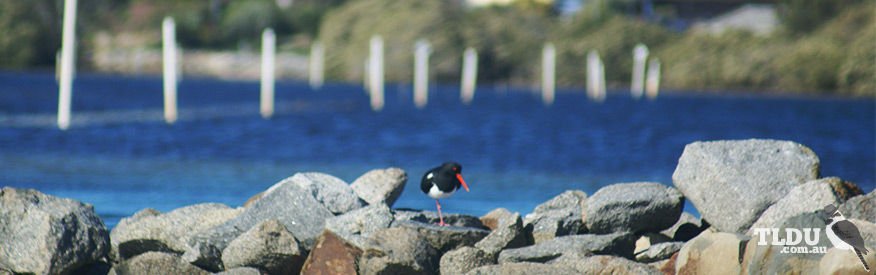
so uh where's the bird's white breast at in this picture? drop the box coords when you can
[826,220,853,250]
[428,184,455,199]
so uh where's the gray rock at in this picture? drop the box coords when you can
[672,139,820,233]
[660,212,703,242]
[359,227,439,275]
[675,229,750,274]
[747,177,856,235]
[550,253,661,274]
[221,219,304,274]
[478,208,516,230]
[635,241,684,263]
[293,172,365,215]
[183,178,333,271]
[440,247,495,275]
[465,262,579,275]
[498,232,637,264]
[0,187,110,275]
[474,211,532,255]
[741,212,829,275]
[393,209,486,229]
[300,230,364,275]
[840,190,876,221]
[585,182,683,234]
[351,168,408,207]
[633,232,671,255]
[325,202,394,239]
[110,203,240,261]
[109,252,210,275]
[394,220,490,254]
[215,267,261,275]
[523,190,587,243]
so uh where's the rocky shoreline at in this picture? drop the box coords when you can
[1,139,874,274]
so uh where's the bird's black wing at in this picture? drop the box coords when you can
[420,167,439,194]
[833,221,870,253]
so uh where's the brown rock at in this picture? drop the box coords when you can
[301,230,364,275]
[675,230,749,275]
[658,252,678,275]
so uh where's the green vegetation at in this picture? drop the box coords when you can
[0,0,872,96]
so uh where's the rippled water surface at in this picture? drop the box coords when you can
[1,72,873,227]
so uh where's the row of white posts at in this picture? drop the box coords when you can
[54,0,660,129]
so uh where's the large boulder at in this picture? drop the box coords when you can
[465,262,579,275]
[109,252,210,275]
[839,190,876,221]
[351,168,408,207]
[293,172,365,214]
[550,253,661,274]
[183,177,333,271]
[585,182,683,234]
[439,247,495,275]
[300,230,364,275]
[672,139,820,233]
[393,220,490,254]
[747,177,859,235]
[498,232,637,264]
[359,227,439,275]
[110,203,240,261]
[474,209,532,255]
[221,219,304,274]
[523,190,587,243]
[675,229,750,275]
[0,187,110,275]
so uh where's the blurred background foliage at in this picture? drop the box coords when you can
[0,0,872,95]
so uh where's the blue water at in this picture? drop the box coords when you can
[1,71,874,228]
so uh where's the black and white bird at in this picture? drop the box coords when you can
[823,204,871,272]
[420,162,469,226]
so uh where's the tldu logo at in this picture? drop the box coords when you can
[751,204,870,272]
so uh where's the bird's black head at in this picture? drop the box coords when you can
[821,204,838,222]
[441,162,462,174]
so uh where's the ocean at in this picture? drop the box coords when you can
[1,71,873,228]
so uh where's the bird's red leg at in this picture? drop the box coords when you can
[435,199,448,226]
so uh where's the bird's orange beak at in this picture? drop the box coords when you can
[457,173,469,191]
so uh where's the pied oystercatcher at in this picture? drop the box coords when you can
[420,162,469,226]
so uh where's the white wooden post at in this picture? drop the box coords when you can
[587,51,605,102]
[461,47,478,104]
[631,43,648,99]
[260,28,276,118]
[162,17,178,124]
[369,36,384,111]
[542,42,556,105]
[309,41,324,90]
[57,0,77,130]
[413,39,431,108]
[646,58,661,100]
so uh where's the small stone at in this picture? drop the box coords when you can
[660,212,703,242]
[109,252,210,275]
[498,232,637,264]
[585,182,684,234]
[300,230,364,275]
[221,219,304,274]
[479,208,515,231]
[359,228,439,275]
[394,220,490,254]
[351,168,408,207]
[522,190,587,243]
[474,211,532,255]
[440,247,495,275]
[675,229,750,274]
[633,232,671,255]
[465,262,579,275]
[635,242,684,263]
